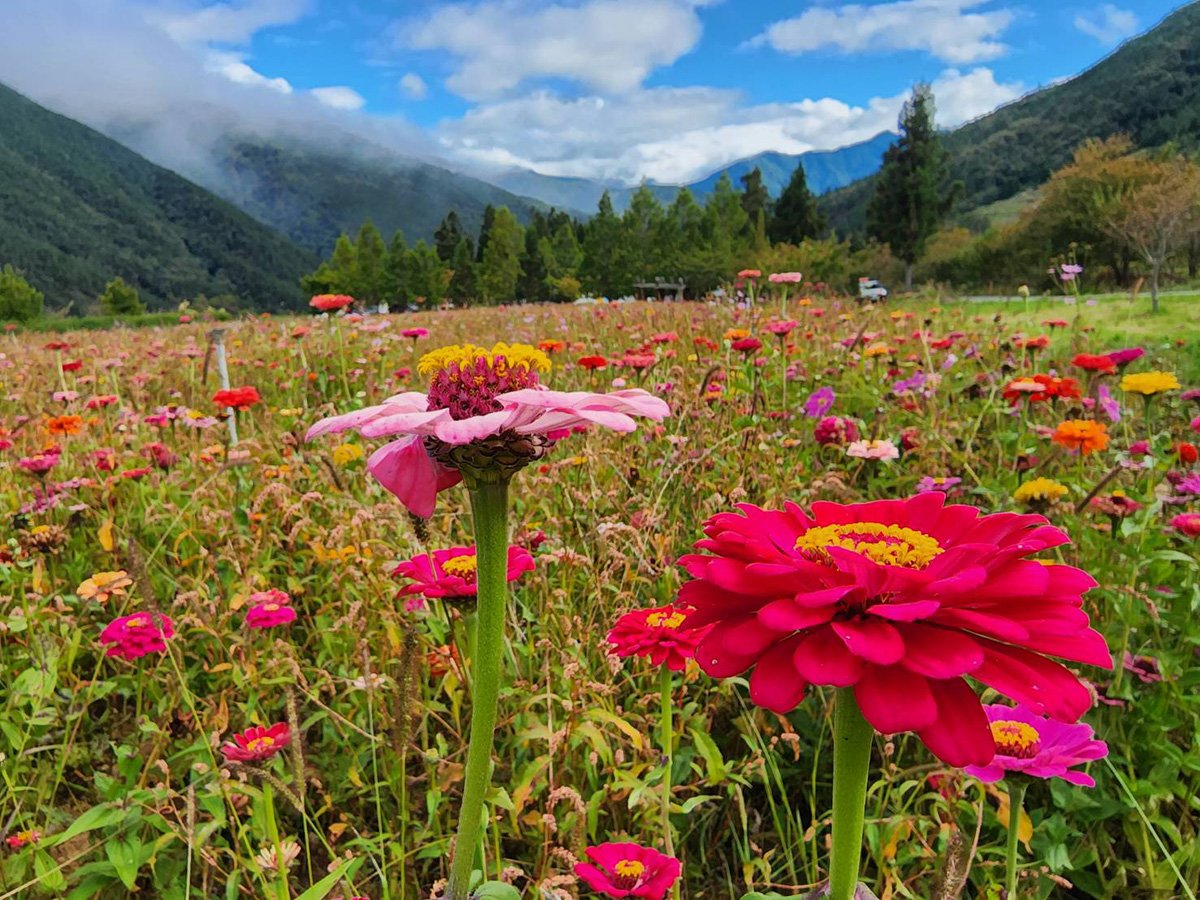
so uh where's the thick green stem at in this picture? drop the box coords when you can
[445,479,510,900]
[829,688,874,900]
[1005,780,1028,899]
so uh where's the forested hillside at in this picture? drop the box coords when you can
[820,1,1200,234]
[0,83,316,311]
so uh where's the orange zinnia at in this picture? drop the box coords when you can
[1052,419,1109,455]
[47,415,84,436]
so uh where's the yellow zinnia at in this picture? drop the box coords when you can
[1120,371,1180,396]
[1014,478,1069,504]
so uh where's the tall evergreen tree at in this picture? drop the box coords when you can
[448,238,478,305]
[475,204,497,264]
[354,220,386,305]
[406,240,449,306]
[517,223,550,302]
[769,164,825,244]
[382,230,409,305]
[580,191,633,297]
[434,211,465,262]
[866,84,954,290]
[478,207,524,304]
[739,168,772,225]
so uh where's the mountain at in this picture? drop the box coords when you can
[489,132,896,213]
[819,1,1200,234]
[170,137,552,255]
[0,82,316,312]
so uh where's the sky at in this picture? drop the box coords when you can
[0,0,1188,186]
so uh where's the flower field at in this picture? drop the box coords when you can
[3,292,1200,900]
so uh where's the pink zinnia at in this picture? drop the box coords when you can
[574,843,681,899]
[677,494,1111,766]
[1170,513,1200,537]
[768,271,803,284]
[246,589,298,628]
[402,327,429,339]
[1105,346,1144,366]
[99,612,175,660]
[221,723,291,763]
[813,416,859,446]
[737,269,761,280]
[306,343,668,517]
[765,319,798,336]
[393,545,535,605]
[964,703,1108,786]
[607,606,708,671]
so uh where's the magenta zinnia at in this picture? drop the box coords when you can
[221,723,291,763]
[677,493,1111,766]
[607,605,707,671]
[306,342,668,516]
[99,612,175,660]
[574,843,681,899]
[393,545,535,605]
[965,703,1108,786]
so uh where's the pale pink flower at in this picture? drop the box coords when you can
[846,439,900,461]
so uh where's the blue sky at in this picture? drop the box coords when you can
[0,0,1189,184]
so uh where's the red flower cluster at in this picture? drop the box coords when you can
[212,387,261,410]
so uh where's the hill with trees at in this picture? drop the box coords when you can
[820,0,1200,235]
[0,82,316,313]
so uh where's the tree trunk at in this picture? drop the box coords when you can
[904,262,914,292]
[1189,235,1199,279]
[1151,263,1160,314]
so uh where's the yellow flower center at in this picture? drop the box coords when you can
[990,720,1041,759]
[418,342,551,378]
[263,603,280,612]
[441,555,478,578]
[246,735,276,753]
[796,522,943,569]
[614,860,645,879]
[646,610,687,629]
[126,616,149,628]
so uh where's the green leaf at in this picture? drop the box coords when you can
[49,804,125,846]
[472,882,522,899]
[294,856,365,900]
[106,837,141,889]
[34,849,67,892]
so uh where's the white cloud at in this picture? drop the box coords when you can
[440,67,1023,184]
[1074,4,1139,45]
[151,0,312,45]
[752,0,1014,65]
[206,49,292,93]
[405,0,703,100]
[399,72,428,100]
[310,85,366,109]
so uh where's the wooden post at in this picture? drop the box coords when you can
[209,328,238,446]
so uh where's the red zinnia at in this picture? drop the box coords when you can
[731,337,763,354]
[212,386,261,410]
[310,294,354,312]
[607,606,708,671]
[1072,353,1116,374]
[393,545,535,606]
[221,723,291,763]
[1177,442,1199,465]
[578,355,609,370]
[676,493,1111,766]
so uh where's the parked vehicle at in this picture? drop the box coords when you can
[857,277,889,302]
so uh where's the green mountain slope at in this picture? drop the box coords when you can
[187,139,549,254]
[820,1,1200,234]
[0,83,316,312]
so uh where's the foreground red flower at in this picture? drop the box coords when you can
[574,843,681,899]
[393,545,535,604]
[677,494,1111,766]
[607,606,707,671]
[221,723,291,763]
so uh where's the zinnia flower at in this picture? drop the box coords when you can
[676,494,1111,766]
[1072,353,1116,374]
[916,476,962,494]
[814,416,859,446]
[768,271,803,284]
[5,830,40,850]
[1052,420,1109,455]
[1120,371,1180,396]
[213,387,261,410]
[607,606,707,671]
[846,439,900,461]
[1105,347,1144,367]
[574,843,681,899]
[804,387,836,418]
[964,703,1108,786]
[310,294,354,311]
[221,723,291,763]
[1169,513,1200,537]
[100,612,175,660]
[305,343,668,517]
[730,337,762,354]
[245,589,298,628]
[76,570,133,603]
[1013,478,1068,506]
[393,545,535,605]
[46,415,84,435]
[578,355,608,370]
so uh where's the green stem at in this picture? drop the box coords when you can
[1005,780,1028,899]
[829,688,873,900]
[445,478,511,900]
[659,666,677,894]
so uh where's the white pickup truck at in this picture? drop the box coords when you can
[857,277,889,302]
